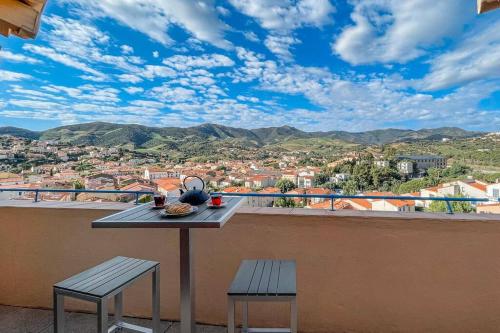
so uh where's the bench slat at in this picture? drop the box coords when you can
[55,256,130,289]
[54,256,158,297]
[247,260,265,295]
[228,260,258,295]
[267,260,280,295]
[80,259,148,293]
[277,261,296,296]
[90,261,157,296]
[228,260,296,296]
[257,260,273,295]
[70,258,142,291]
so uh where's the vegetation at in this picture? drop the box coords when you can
[274,197,296,208]
[276,179,296,193]
[427,195,474,213]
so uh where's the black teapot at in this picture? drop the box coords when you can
[179,175,210,205]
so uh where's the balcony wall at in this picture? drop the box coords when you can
[1,203,500,332]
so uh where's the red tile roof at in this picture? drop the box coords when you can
[223,186,252,193]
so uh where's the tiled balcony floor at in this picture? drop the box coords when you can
[0,305,226,333]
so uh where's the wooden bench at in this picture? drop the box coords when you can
[53,256,160,333]
[227,259,297,333]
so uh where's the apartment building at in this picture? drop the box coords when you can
[396,155,447,174]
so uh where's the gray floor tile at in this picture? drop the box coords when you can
[166,322,226,333]
[0,307,225,333]
[0,306,52,333]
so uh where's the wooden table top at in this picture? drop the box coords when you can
[92,196,243,229]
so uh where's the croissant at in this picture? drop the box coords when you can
[165,203,192,215]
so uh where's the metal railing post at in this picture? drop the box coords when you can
[330,197,335,211]
[34,189,39,203]
[445,201,454,214]
[135,193,139,205]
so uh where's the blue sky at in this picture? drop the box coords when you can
[0,0,499,132]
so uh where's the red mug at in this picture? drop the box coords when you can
[211,194,222,206]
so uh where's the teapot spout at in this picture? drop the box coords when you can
[179,188,184,195]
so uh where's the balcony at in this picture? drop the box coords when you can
[2,200,500,332]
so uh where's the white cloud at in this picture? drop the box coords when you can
[150,85,196,103]
[23,44,108,79]
[117,74,143,84]
[230,47,499,131]
[333,0,475,65]
[216,6,230,16]
[152,51,159,58]
[62,0,231,49]
[120,45,134,54]
[229,0,334,31]
[0,50,42,64]
[19,15,162,86]
[264,35,301,60]
[420,19,500,90]
[130,100,165,108]
[162,54,234,70]
[41,84,120,103]
[124,87,145,94]
[0,70,32,81]
[141,65,177,80]
[243,31,260,42]
[8,85,67,101]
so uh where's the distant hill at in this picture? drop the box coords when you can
[0,122,483,147]
[0,126,40,140]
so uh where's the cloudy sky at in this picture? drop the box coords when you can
[0,0,499,131]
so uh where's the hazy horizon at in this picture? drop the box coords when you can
[0,120,491,135]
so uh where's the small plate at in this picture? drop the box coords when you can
[161,206,198,218]
[207,202,226,209]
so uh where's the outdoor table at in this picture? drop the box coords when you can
[92,196,244,333]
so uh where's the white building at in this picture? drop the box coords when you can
[397,155,447,172]
[144,168,180,180]
[372,199,415,212]
[486,183,500,200]
[397,161,414,175]
[374,160,390,168]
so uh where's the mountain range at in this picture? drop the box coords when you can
[0,122,483,147]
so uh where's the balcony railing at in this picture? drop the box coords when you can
[0,188,154,204]
[1,188,498,214]
[215,192,499,214]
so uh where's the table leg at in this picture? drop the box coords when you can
[180,228,195,333]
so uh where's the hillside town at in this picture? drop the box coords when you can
[0,134,499,214]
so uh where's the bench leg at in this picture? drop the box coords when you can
[242,302,248,333]
[114,292,123,330]
[227,297,235,333]
[97,298,108,333]
[152,266,160,333]
[290,298,297,333]
[53,291,64,333]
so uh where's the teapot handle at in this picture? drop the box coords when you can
[182,175,205,191]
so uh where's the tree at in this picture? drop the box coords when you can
[276,179,296,193]
[313,173,329,186]
[73,180,84,190]
[382,146,397,161]
[395,178,435,194]
[428,195,474,213]
[274,197,296,208]
[342,179,358,195]
[442,162,471,178]
[371,166,400,189]
[322,181,337,190]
